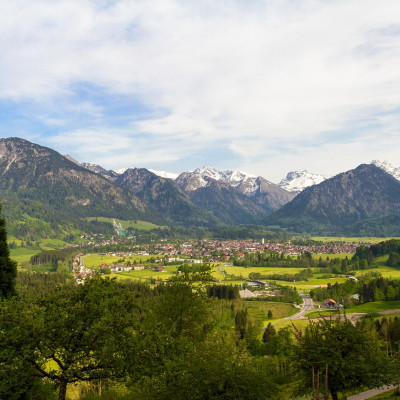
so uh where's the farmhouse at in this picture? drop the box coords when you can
[324,298,337,308]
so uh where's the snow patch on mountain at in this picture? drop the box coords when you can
[177,166,264,194]
[148,169,179,179]
[371,160,400,181]
[279,170,330,192]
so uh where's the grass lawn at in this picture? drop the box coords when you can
[369,388,400,399]
[211,265,224,281]
[244,301,298,326]
[39,238,69,249]
[346,300,400,314]
[275,318,310,331]
[357,265,400,279]
[305,310,339,318]
[84,254,164,268]
[311,253,353,260]
[108,265,179,282]
[10,247,41,265]
[223,266,313,278]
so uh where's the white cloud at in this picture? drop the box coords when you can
[1,0,400,179]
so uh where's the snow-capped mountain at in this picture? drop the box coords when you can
[176,166,295,212]
[148,169,179,180]
[371,160,400,181]
[176,166,258,192]
[279,170,331,193]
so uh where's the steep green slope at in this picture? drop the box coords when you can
[265,164,400,235]
[115,168,222,227]
[0,138,164,240]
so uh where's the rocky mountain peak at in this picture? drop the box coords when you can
[371,160,400,181]
[279,170,331,193]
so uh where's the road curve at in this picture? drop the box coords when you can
[268,294,314,328]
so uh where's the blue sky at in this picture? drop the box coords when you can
[1,0,400,182]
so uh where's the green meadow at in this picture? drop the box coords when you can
[311,236,400,243]
[244,301,298,326]
[10,247,41,265]
[311,253,353,260]
[305,310,339,318]
[223,266,310,278]
[83,254,166,268]
[345,300,400,314]
[109,265,179,282]
[85,217,165,231]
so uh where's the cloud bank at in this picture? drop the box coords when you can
[1,0,400,181]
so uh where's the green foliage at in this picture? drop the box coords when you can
[0,277,143,400]
[0,203,17,298]
[293,316,389,400]
[235,309,248,339]
[207,284,240,300]
[262,322,276,343]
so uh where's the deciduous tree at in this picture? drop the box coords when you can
[293,316,389,400]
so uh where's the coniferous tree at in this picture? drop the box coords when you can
[0,204,17,298]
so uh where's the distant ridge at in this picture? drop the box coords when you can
[266,164,400,235]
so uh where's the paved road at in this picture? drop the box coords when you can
[347,384,397,400]
[291,294,314,320]
[268,294,314,327]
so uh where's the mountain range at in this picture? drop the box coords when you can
[1,137,400,239]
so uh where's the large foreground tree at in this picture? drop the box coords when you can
[0,277,143,400]
[0,203,17,298]
[294,316,389,400]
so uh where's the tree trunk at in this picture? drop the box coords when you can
[331,391,338,400]
[58,381,68,400]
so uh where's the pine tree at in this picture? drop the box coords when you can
[0,204,17,298]
[262,323,276,343]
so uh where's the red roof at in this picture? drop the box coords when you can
[325,298,336,303]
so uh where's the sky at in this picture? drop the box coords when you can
[1,0,400,183]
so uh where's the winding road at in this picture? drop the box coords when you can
[268,293,314,328]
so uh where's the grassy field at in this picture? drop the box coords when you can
[305,310,339,318]
[311,253,353,260]
[274,318,310,331]
[109,265,179,282]
[357,266,400,279]
[10,247,42,268]
[86,217,165,231]
[244,301,298,326]
[223,266,312,278]
[83,254,166,268]
[369,388,400,399]
[345,300,400,314]
[311,236,400,243]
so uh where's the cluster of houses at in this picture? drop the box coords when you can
[67,238,368,263]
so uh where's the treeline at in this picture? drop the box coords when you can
[30,247,78,266]
[211,226,288,240]
[16,271,71,295]
[353,239,400,267]
[310,280,358,304]
[233,251,314,268]
[359,277,400,303]
[207,284,240,299]
[249,268,313,283]
[310,277,400,305]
